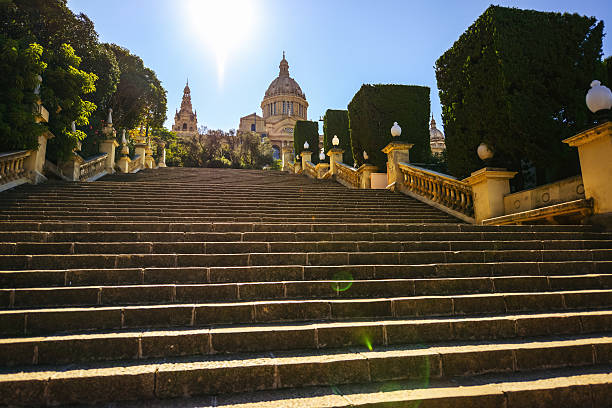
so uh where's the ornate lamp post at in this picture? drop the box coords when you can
[586,80,612,123]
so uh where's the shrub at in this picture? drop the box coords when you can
[435,5,604,186]
[348,84,430,170]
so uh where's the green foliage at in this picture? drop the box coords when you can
[435,5,604,186]
[42,43,97,161]
[293,120,320,164]
[105,44,167,131]
[348,84,430,170]
[323,109,351,164]
[0,36,47,151]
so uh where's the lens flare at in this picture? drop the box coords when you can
[330,270,353,293]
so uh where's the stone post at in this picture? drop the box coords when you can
[563,121,612,217]
[24,131,54,184]
[463,167,517,224]
[382,142,413,189]
[326,148,344,176]
[100,125,118,174]
[357,164,378,189]
[145,140,155,169]
[60,153,84,181]
[116,131,131,173]
[158,142,167,167]
[301,150,312,170]
[281,146,293,172]
[134,143,147,169]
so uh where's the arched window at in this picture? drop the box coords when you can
[182,123,187,130]
[272,145,280,160]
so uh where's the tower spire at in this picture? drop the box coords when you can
[279,51,289,77]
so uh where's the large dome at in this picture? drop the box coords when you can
[264,53,306,99]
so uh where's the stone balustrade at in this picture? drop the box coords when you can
[398,162,475,221]
[79,153,108,181]
[128,156,142,173]
[303,161,317,179]
[335,162,359,189]
[0,151,31,192]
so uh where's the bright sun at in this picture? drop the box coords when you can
[184,0,257,85]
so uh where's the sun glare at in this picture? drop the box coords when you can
[184,0,257,85]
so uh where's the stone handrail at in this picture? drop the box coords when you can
[398,162,474,219]
[128,155,142,173]
[304,161,317,179]
[0,150,31,186]
[336,162,359,189]
[79,153,107,181]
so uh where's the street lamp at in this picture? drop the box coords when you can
[332,135,339,146]
[391,122,401,137]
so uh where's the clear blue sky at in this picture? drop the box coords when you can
[66,0,612,133]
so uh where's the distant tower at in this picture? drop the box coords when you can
[429,114,446,155]
[172,80,198,138]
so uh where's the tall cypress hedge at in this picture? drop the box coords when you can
[323,109,351,164]
[293,120,320,164]
[435,5,604,186]
[348,84,430,170]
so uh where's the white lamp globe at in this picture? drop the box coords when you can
[363,151,369,161]
[319,148,325,161]
[332,135,340,146]
[477,143,494,161]
[391,122,402,137]
[303,141,309,150]
[586,80,612,113]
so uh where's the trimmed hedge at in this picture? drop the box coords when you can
[293,120,320,164]
[323,109,351,164]
[348,84,430,170]
[435,5,604,186]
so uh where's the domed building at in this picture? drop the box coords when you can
[429,115,446,155]
[238,52,312,160]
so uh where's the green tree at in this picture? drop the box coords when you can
[0,37,47,152]
[293,120,320,164]
[435,5,604,186]
[42,43,97,162]
[323,109,351,164]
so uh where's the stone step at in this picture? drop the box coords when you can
[1,334,610,406]
[164,366,612,408]
[2,249,611,270]
[2,289,612,336]
[1,310,611,367]
[1,240,610,255]
[0,221,600,234]
[3,274,612,308]
[3,262,611,288]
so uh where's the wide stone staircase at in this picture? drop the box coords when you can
[1,167,612,407]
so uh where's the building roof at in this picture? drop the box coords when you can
[264,52,306,99]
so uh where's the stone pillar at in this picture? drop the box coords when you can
[60,153,84,181]
[145,141,155,169]
[100,125,118,174]
[382,142,413,188]
[281,146,293,171]
[134,143,147,170]
[24,131,53,184]
[563,121,612,215]
[116,136,131,173]
[158,142,167,168]
[464,167,517,224]
[326,148,344,176]
[301,150,312,170]
[357,164,378,189]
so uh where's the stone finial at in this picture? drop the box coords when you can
[34,75,42,95]
[107,108,113,125]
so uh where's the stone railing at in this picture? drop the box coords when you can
[285,160,294,173]
[304,161,317,179]
[128,155,142,173]
[79,153,108,181]
[503,175,585,215]
[398,162,475,221]
[336,162,359,189]
[0,150,31,191]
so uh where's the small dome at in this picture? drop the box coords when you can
[429,115,445,141]
[264,52,306,99]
